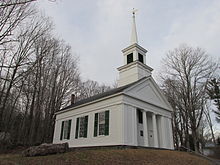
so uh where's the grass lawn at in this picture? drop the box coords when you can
[0,148,212,165]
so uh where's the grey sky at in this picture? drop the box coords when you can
[37,0,220,86]
[37,0,220,132]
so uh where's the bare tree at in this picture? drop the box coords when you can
[0,1,112,149]
[204,101,216,145]
[161,44,218,152]
[0,0,35,45]
[75,79,111,101]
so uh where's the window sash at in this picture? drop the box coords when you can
[76,116,88,138]
[94,110,109,136]
[79,117,85,138]
[60,120,71,140]
[63,121,69,139]
[98,112,105,135]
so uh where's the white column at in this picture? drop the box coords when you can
[160,116,166,148]
[121,104,125,145]
[152,113,159,147]
[134,50,138,61]
[124,55,127,64]
[142,111,149,147]
[168,117,174,149]
[132,107,138,146]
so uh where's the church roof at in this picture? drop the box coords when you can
[58,77,147,112]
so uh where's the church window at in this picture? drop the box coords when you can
[127,53,133,64]
[138,53,144,63]
[140,130,143,136]
[138,109,143,124]
[94,110,109,137]
[98,112,105,135]
[60,119,72,140]
[75,115,88,139]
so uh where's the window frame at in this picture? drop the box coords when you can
[79,116,86,138]
[138,53,144,63]
[140,130,144,136]
[127,53,133,64]
[138,109,143,124]
[94,110,109,137]
[75,115,88,139]
[60,119,72,141]
[98,111,106,136]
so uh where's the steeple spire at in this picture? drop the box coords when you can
[131,8,138,44]
[118,9,152,87]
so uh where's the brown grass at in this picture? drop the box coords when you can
[0,148,212,165]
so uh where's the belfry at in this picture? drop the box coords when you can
[118,10,153,87]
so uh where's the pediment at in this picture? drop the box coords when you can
[124,77,172,111]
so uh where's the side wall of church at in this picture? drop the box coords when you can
[122,104,138,146]
[53,95,124,148]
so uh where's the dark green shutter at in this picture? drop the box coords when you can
[84,116,88,138]
[67,120,72,140]
[75,118,79,139]
[105,110,109,136]
[94,113,98,137]
[60,121,64,140]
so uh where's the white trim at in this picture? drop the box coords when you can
[122,43,147,53]
[124,76,173,112]
[124,94,172,112]
[117,61,153,72]
[123,102,171,118]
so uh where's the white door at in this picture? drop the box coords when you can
[148,130,154,147]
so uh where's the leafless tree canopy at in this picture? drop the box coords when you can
[161,44,219,152]
[0,1,111,148]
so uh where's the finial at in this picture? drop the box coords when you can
[132,8,138,17]
[130,8,138,44]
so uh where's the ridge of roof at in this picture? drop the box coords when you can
[58,77,148,112]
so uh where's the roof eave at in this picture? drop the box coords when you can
[55,92,124,115]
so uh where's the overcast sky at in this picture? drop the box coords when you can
[37,0,220,85]
[37,0,220,132]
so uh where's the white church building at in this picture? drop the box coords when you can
[53,12,174,150]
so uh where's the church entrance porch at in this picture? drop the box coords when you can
[136,109,161,148]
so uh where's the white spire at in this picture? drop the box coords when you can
[130,8,138,44]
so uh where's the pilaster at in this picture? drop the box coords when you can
[152,113,159,147]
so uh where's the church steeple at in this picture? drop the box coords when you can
[131,9,138,44]
[117,10,153,87]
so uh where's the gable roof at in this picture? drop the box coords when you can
[58,77,147,112]
[123,76,173,111]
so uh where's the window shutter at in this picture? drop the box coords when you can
[67,120,72,140]
[94,113,98,137]
[60,121,64,140]
[75,118,79,139]
[84,116,88,138]
[105,110,109,136]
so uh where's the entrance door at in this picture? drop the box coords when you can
[148,130,154,147]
